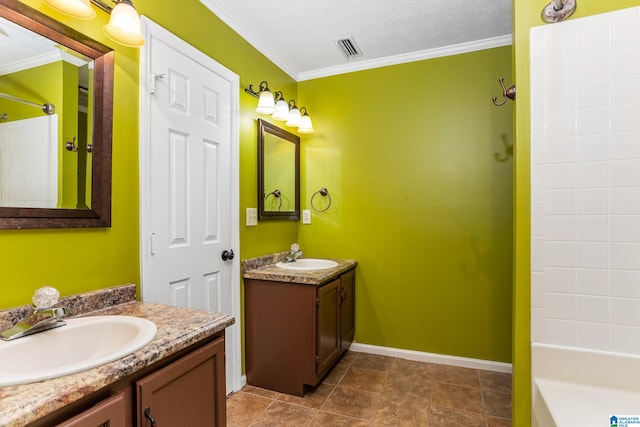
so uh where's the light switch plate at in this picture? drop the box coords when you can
[246,208,258,226]
[302,209,311,224]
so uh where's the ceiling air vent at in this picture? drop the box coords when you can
[336,37,362,58]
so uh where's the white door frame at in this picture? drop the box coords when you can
[138,16,242,393]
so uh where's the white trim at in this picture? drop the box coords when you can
[0,50,88,76]
[138,16,242,394]
[350,342,512,373]
[298,35,513,81]
[198,0,298,80]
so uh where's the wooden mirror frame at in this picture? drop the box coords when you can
[257,119,300,221]
[0,0,113,229]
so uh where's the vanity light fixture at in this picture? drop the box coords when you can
[43,0,145,47]
[271,92,289,121]
[285,100,301,128]
[297,107,314,134]
[245,81,315,134]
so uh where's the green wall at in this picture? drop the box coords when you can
[0,0,295,308]
[512,1,640,425]
[298,46,514,362]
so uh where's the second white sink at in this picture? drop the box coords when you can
[0,315,157,386]
[275,258,338,271]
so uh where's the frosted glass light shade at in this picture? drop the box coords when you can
[103,0,145,47]
[256,91,276,114]
[271,99,289,121]
[44,0,96,19]
[285,107,301,128]
[298,114,314,134]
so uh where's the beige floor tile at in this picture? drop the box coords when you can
[337,351,359,367]
[277,383,334,409]
[483,390,512,419]
[321,385,379,420]
[227,353,513,427]
[479,370,512,394]
[370,394,430,426]
[350,353,396,372]
[241,385,281,399]
[226,392,272,427]
[431,382,483,413]
[339,366,388,393]
[430,405,486,427]
[249,401,314,427]
[385,373,432,403]
[486,415,512,427]
[390,358,434,380]
[310,411,369,426]
[323,364,348,385]
[434,364,481,388]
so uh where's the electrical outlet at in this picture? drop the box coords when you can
[302,209,311,224]
[246,208,258,226]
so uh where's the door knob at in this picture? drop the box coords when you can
[221,250,235,261]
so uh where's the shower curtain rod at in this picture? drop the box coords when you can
[0,92,55,115]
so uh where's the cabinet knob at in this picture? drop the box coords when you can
[144,407,157,427]
[221,249,235,261]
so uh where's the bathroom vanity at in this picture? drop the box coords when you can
[0,285,234,427]
[242,256,357,396]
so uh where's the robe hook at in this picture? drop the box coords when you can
[492,78,516,106]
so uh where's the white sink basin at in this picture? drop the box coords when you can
[275,258,338,271]
[0,315,157,386]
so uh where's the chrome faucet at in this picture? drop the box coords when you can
[1,287,67,341]
[283,243,303,263]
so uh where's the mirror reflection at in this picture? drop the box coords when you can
[0,16,93,210]
[258,119,299,220]
[0,0,113,229]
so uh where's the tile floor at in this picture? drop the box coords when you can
[227,351,512,426]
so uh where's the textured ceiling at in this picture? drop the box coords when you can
[199,0,512,81]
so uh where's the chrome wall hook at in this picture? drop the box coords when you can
[492,78,516,106]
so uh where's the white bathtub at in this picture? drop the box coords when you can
[532,344,640,427]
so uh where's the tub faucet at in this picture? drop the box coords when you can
[283,243,303,263]
[0,287,67,341]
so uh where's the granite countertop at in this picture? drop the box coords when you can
[0,286,234,427]
[242,252,357,285]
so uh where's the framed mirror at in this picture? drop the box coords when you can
[0,0,113,229]
[258,119,299,221]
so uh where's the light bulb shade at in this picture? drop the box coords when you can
[271,99,289,121]
[103,0,145,47]
[285,107,301,127]
[298,114,314,134]
[44,0,96,19]
[256,91,276,114]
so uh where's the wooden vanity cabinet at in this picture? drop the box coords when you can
[56,392,127,427]
[136,336,226,427]
[244,268,355,396]
[39,334,226,427]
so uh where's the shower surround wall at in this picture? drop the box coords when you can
[530,7,640,355]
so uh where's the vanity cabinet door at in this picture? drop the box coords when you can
[136,337,226,427]
[340,269,356,351]
[56,392,126,427]
[316,278,341,376]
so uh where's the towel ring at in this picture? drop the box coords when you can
[265,189,282,210]
[311,188,332,212]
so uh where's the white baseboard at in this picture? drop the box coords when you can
[349,342,512,373]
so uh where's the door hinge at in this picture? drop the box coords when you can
[316,297,320,307]
[315,355,319,365]
[150,233,156,255]
[148,72,164,94]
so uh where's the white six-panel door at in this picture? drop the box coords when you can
[139,17,241,394]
